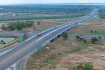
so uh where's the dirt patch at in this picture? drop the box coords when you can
[72,42,78,46]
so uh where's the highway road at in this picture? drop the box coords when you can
[0,9,98,70]
[0,31,37,36]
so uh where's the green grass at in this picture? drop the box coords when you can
[42,53,62,68]
[64,43,88,54]
[0,13,87,21]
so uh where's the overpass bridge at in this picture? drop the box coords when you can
[0,9,98,70]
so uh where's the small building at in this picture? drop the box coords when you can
[0,23,8,28]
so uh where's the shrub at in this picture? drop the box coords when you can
[62,32,68,39]
[91,37,98,44]
[76,35,80,39]
[77,63,93,70]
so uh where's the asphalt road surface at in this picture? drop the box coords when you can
[0,31,37,36]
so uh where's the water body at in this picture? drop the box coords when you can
[0,38,15,47]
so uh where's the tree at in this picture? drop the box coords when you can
[91,37,98,44]
[8,25,15,30]
[17,25,22,30]
[2,25,7,30]
[77,63,83,70]
[7,21,34,31]
[91,30,93,33]
[84,39,87,44]
[62,32,68,39]
[77,63,93,70]
[76,35,80,39]
[80,37,83,41]
[98,36,101,39]
[1,40,6,44]
[37,21,40,25]
[83,63,93,70]
[95,31,97,33]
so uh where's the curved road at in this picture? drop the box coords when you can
[0,9,98,70]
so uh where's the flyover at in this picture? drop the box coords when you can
[0,9,98,70]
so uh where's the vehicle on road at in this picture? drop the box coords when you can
[37,33,41,36]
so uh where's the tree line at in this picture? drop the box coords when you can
[2,21,33,31]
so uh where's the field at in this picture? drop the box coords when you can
[68,19,105,35]
[0,5,91,21]
[0,13,87,21]
[23,18,77,32]
[26,19,105,70]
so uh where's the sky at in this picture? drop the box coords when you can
[0,0,105,5]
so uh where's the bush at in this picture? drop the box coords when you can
[1,40,6,44]
[80,37,83,41]
[95,31,97,33]
[76,35,80,39]
[7,21,33,30]
[84,39,87,43]
[62,32,68,39]
[98,36,101,39]
[77,63,93,70]
[91,30,93,33]
[91,37,98,44]
[37,21,40,25]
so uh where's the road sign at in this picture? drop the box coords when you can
[60,22,63,24]
[9,67,14,70]
[3,32,4,34]
[19,37,23,42]
[37,44,42,50]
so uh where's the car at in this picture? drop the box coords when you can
[55,26,58,28]
[81,35,83,36]
[37,33,41,36]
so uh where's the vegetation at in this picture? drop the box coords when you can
[91,37,98,44]
[76,35,80,40]
[0,13,88,21]
[90,30,98,33]
[1,25,7,30]
[62,32,68,39]
[2,21,33,31]
[99,9,105,19]
[91,30,93,33]
[0,5,96,21]
[98,36,102,39]
[84,39,87,44]
[0,5,91,14]
[77,63,93,70]
[80,37,83,41]
[0,40,6,44]
[37,21,40,25]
